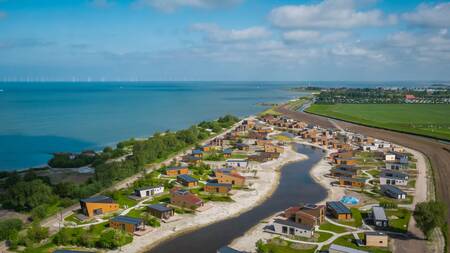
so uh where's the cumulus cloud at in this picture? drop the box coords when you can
[135,0,243,12]
[192,23,270,43]
[403,3,450,28]
[384,30,450,62]
[269,0,397,29]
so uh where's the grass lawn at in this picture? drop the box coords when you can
[258,238,317,253]
[319,222,347,233]
[307,104,450,141]
[337,208,363,227]
[386,208,411,233]
[111,190,138,208]
[317,231,334,242]
[367,169,381,177]
[145,193,171,204]
[323,234,391,253]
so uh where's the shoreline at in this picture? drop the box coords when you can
[229,140,335,252]
[109,143,308,253]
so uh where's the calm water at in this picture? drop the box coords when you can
[0,82,304,170]
[148,144,327,253]
[0,81,431,170]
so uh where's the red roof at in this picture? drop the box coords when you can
[405,94,416,100]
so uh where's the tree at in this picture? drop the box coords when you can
[26,223,49,243]
[0,218,23,240]
[2,179,56,211]
[31,204,48,221]
[414,201,447,239]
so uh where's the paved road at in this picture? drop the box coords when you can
[276,105,450,253]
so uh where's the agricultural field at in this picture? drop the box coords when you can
[307,104,450,141]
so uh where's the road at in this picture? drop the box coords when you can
[276,105,450,253]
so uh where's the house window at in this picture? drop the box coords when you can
[282,226,287,234]
[289,227,295,235]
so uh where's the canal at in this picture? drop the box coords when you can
[148,143,327,253]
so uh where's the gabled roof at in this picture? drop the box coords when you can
[111,216,143,225]
[80,195,114,204]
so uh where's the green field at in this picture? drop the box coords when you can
[307,104,450,141]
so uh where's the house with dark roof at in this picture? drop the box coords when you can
[380,170,408,186]
[177,174,199,187]
[326,201,352,220]
[192,149,204,158]
[110,216,144,233]
[223,149,233,158]
[380,184,406,199]
[330,165,359,178]
[147,204,174,220]
[79,195,119,218]
[273,219,314,238]
[371,206,388,228]
[236,143,250,151]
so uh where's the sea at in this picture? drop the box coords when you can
[0,81,432,171]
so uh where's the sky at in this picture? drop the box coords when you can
[0,0,449,81]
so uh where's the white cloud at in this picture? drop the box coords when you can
[384,30,450,62]
[269,0,397,29]
[282,30,350,43]
[135,0,242,12]
[192,23,271,43]
[403,3,450,28]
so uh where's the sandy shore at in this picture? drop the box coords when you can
[230,140,338,252]
[109,144,307,253]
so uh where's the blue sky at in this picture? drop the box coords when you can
[0,0,449,81]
